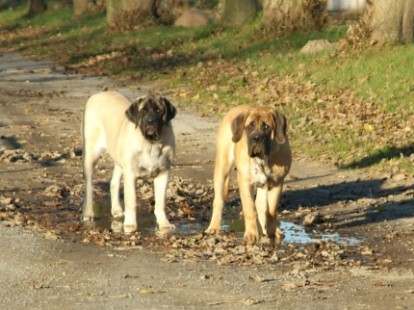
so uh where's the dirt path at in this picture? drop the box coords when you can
[0,53,413,309]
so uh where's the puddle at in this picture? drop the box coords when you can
[280,222,359,245]
[93,202,157,234]
[93,202,359,246]
[221,217,359,246]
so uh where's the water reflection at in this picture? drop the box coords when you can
[93,202,157,234]
[222,218,359,245]
[93,202,359,246]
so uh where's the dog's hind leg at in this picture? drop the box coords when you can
[223,174,230,202]
[206,158,233,235]
[82,145,101,222]
[110,164,124,219]
[82,121,104,222]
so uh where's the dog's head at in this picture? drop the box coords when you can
[231,108,287,159]
[125,95,176,142]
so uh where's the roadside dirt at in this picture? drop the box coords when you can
[0,53,413,309]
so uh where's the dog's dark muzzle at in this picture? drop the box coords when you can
[142,116,162,141]
[248,133,270,158]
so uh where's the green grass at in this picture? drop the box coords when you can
[1,5,413,174]
[0,5,26,24]
[307,45,414,111]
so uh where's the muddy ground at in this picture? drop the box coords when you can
[0,53,413,309]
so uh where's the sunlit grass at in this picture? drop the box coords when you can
[307,45,414,111]
[1,5,413,173]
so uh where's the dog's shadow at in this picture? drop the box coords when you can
[85,174,414,234]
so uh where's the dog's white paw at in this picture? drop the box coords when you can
[81,215,94,222]
[123,223,137,234]
[111,220,123,233]
[157,223,175,237]
[205,226,220,235]
[158,221,175,231]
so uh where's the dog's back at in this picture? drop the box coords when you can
[83,91,131,158]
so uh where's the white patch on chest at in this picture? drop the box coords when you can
[250,157,269,187]
[134,144,171,178]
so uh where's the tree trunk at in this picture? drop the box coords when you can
[106,0,174,29]
[73,0,95,16]
[27,0,46,15]
[0,0,24,10]
[106,0,156,25]
[366,0,414,44]
[220,0,259,26]
[262,0,327,35]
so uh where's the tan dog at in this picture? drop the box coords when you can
[82,91,176,234]
[206,105,291,245]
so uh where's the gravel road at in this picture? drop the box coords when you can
[0,53,413,309]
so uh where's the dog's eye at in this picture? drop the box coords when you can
[262,123,270,130]
[246,123,255,131]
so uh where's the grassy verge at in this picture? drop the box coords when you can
[1,5,413,175]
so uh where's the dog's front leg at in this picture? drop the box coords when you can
[238,171,259,244]
[255,186,268,236]
[123,172,138,234]
[267,183,285,246]
[153,170,175,231]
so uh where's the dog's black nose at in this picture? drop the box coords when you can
[252,134,262,142]
[146,118,155,124]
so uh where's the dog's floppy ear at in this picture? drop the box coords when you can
[231,112,246,143]
[272,111,287,144]
[161,97,176,122]
[125,97,144,128]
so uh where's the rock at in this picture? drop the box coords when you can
[44,184,68,198]
[174,10,212,28]
[14,213,26,226]
[391,173,407,181]
[300,40,335,54]
[303,211,321,226]
[0,196,13,206]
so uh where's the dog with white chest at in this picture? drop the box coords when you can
[82,91,176,234]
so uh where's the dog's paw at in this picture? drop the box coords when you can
[156,223,175,238]
[274,227,285,247]
[205,226,220,235]
[81,215,94,222]
[159,221,175,231]
[111,220,123,233]
[244,231,260,245]
[123,223,137,234]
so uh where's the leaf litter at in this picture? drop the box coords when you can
[169,57,414,174]
[0,150,387,272]
[1,131,412,273]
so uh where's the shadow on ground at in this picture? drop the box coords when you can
[283,177,414,229]
[340,144,414,169]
